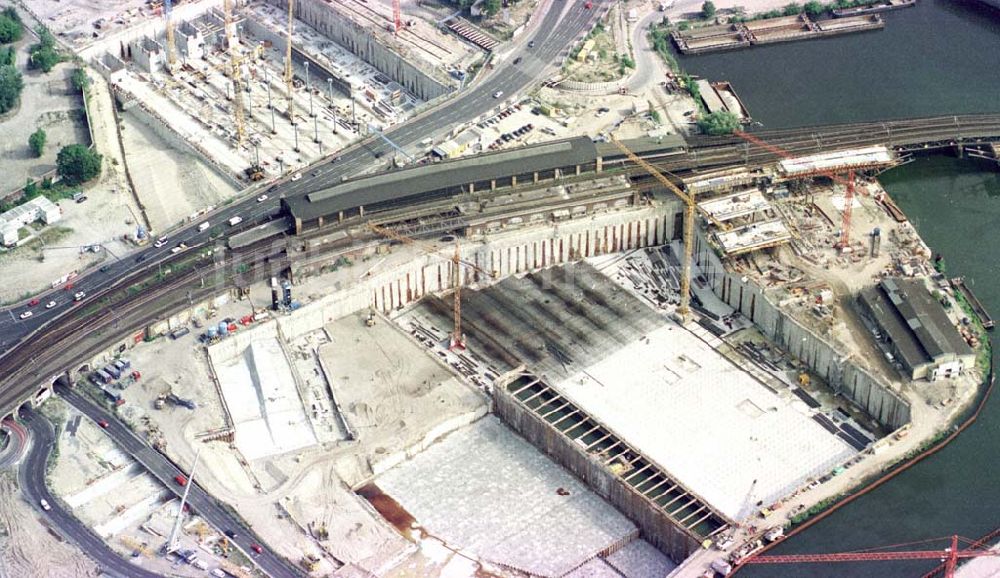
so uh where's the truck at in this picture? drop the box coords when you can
[228,216,243,227]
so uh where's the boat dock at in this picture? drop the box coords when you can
[832,0,916,18]
[952,277,995,330]
[672,14,884,54]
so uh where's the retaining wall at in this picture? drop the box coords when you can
[494,385,702,564]
[693,234,911,430]
[268,0,453,101]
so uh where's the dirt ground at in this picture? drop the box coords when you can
[0,472,97,578]
[0,22,90,196]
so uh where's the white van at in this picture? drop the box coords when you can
[198,222,210,232]
[228,216,243,227]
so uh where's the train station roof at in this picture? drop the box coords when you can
[285,136,599,223]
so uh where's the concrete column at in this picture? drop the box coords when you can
[491,179,496,190]
[511,175,517,187]
[576,165,581,176]
[469,182,474,194]
[533,171,539,183]
[596,156,603,173]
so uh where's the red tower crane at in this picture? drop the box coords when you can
[735,130,860,252]
[738,529,1000,578]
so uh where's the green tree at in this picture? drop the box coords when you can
[71,68,89,93]
[697,110,741,135]
[28,128,46,157]
[484,0,502,16]
[0,63,23,113]
[56,144,102,185]
[0,45,13,66]
[803,0,826,16]
[783,3,802,15]
[701,1,716,19]
[29,26,60,73]
[0,7,23,44]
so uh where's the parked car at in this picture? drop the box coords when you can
[290,172,302,182]
[513,57,522,65]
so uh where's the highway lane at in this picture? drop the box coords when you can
[57,386,302,578]
[19,407,163,578]
[0,0,606,355]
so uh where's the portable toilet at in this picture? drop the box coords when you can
[218,321,229,336]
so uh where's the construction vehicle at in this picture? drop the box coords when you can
[154,392,167,410]
[244,164,265,181]
[119,535,152,558]
[365,309,376,327]
[300,554,320,571]
[367,223,496,349]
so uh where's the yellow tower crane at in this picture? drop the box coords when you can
[284,0,295,124]
[164,0,177,71]
[223,0,246,146]
[610,136,695,323]
[367,223,496,350]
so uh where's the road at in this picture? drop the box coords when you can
[0,0,609,355]
[18,407,163,578]
[55,386,303,577]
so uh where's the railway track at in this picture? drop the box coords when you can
[0,243,287,416]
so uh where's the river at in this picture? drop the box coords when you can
[676,0,1000,129]
[675,2,1000,576]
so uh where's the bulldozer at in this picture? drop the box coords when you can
[244,163,265,181]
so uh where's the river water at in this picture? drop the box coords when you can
[675,2,1000,576]
[677,0,1000,129]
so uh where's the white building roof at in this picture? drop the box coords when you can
[778,145,893,176]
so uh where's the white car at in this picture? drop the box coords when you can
[256,194,268,203]
[19,311,33,320]
[73,291,86,302]
[40,499,51,511]
[153,236,168,248]
[171,243,188,254]
[290,173,302,182]
[493,91,504,99]
[45,300,57,309]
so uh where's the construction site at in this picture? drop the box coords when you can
[16,118,981,578]
[64,0,490,185]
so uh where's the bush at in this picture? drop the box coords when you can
[0,7,23,44]
[28,128,45,157]
[29,26,61,73]
[697,110,741,135]
[0,46,13,66]
[484,0,501,16]
[56,144,102,185]
[0,63,23,113]
[783,2,802,15]
[70,68,89,93]
[803,0,826,15]
[701,1,716,19]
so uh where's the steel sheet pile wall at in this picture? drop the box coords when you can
[694,236,911,430]
[494,386,703,564]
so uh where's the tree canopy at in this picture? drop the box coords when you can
[29,128,46,157]
[56,144,102,185]
[701,1,716,19]
[697,111,741,135]
[29,26,61,73]
[484,0,502,16]
[0,7,23,44]
[803,0,826,15]
[0,64,23,113]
